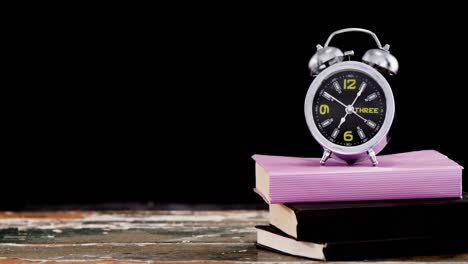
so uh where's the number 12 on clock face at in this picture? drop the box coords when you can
[312,71,386,147]
[344,79,356,90]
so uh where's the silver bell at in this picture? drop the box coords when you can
[362,45,399,75]
[308,45,344,75]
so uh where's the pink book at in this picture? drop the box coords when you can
[253,150,463,204]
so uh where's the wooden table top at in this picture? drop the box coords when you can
[0,210,467,263]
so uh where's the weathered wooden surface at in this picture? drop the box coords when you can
[0,210,467,263]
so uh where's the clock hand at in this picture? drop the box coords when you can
[330,112,348,140]
[350,82,367,107]
[352,110,367,122]
[337,113,349,129]
[323,91,347,108]
[351,109,377,128]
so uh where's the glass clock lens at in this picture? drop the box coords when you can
[312,70,386,146]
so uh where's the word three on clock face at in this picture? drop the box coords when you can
[312,71,386,146]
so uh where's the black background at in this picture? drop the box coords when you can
[3,4,467,209]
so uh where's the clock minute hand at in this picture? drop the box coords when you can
[350,82,367,107]
[323,91,347,108]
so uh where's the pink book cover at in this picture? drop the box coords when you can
[253,150,463,204]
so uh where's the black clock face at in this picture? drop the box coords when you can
[312,70,386,146]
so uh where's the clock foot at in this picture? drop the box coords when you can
[320,150,332,165]
[368,149,378,166]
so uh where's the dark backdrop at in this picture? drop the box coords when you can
[3,4,467,209]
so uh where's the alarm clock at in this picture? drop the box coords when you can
[304,28,398,166]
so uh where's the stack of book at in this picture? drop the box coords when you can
[253,150,467,260]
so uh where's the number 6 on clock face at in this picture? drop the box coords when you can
[343,131,353,142]
[304,28,397,166]
[312,69,386,146]
[304,61,395,164]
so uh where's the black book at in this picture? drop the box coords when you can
[256,225,468,261]
[270,193,468,243]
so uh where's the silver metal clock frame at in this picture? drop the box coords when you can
[304,61,395,166]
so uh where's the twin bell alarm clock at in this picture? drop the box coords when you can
[304,28,398,166]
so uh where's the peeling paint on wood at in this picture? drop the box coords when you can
[0,210,467,263]
[0,211,93,219]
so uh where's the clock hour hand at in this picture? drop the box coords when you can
[323,91,347,108]
[337,113,349,128]
[332,109,351,139]
[335,103,354,130]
